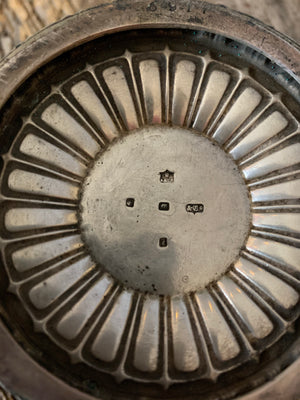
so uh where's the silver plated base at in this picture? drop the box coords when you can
[0,1,299,399]
[81,126,250,295]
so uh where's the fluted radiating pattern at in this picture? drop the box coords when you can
[0,48,299,387]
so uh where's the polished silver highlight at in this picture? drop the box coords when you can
[81,126,250,294]
[1,47,299,388]
[0,3,299,399]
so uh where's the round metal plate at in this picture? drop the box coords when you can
[0,2,299,400]
[81,126,251,295]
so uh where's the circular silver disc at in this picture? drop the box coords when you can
[81,126,250,294]
[0,3,299,400]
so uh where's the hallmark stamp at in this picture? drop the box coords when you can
[126,198,135,207]
[159,170,174,183]
[159,237,168,247]
[186,203,204,214]
[159,202,170,211]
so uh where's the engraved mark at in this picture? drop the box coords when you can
[159,237,168,247]
[168,2,176,11]
[186,203,204,214]
[159,170,174,183]
[146,1,157,11]
[126,198,135,207]
[159,202,170,211]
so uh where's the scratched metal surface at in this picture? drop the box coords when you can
[0,0,299,59]
[0,1,299,400]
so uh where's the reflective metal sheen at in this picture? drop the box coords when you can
[0,2,299,400]
[81,126,251,295]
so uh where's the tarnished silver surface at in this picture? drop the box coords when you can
[0,1,299,400]
[81,126,250,295]
[0,383,19,400]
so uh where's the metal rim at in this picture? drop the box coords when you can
[0,0,299,109]
[0,2,299,400]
